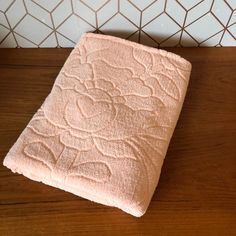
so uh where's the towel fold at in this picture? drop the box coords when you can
[3,33,191,217]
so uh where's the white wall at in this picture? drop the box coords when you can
[0,0,236,47]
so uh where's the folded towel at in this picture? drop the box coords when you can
[3,33,191,217]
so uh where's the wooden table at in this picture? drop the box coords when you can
[0,48,235,236]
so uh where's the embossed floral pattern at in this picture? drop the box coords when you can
[3,33,191,217]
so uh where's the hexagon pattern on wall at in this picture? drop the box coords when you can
[0,0,235,47]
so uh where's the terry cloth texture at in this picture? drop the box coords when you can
[3,33,192,217]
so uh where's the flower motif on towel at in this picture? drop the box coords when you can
[23,43,187,206]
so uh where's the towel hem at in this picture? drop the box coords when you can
[3,157,145,217]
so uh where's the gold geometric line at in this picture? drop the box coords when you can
[228,21,236,28]
[80,0,97,12]
[51,0,65,12]
[49,12,59,47]
[138,11,143,43]
[96,0,110,12]
[225,28,236,40]
[141,0,157,12]
[175,0,193,46]
[3,0,17,13]
[182,0,205,12]
[56,31,77,44]
[219,9,235,45]
[95,11,98,29]
[22,0,28,14]
[97,11,118,29]
[118,12,139,28]
[92,28,98,33]
[225,9,235,26]
[8,13,27,31]
[174,0,187,11]
[53,12,80,45]
[175,0,187,11]
[70,0,75,13]
[141,11,164,28]
[209,0,215,11]
[0,23,10,30]
[198,29,224,45]
[0,30,11,45]
[97,29,105,34]
[13,31,39,47]
[31,0,51,13]
[73,1,98,30]
[159,29,182,45]
[184,10,211,28]
[223,0,234,11]
[73,0,97,27]
[31,0,64,14]
[3,10,24,47]
[9,10,54,47]
[164,0,167,11]
[38,31,56,47]
[118,0,120,11]
[97,5,139,36]
[54,13,73,30]
[19,0,54,34]
[127,0,142,12]
[81,0,110,32]
[22,0,65,47]
[178,9,188,46]
[182,29,199,45]
[179,1,221,47]
[118,1,142,28]
[164,12,183,28]
[125,29,139,40]
[141,29,160,46]
[1,0,235,47]
[73,13,97,29]
[51,0,65,13]
[27,13,54,30]
[211,11,230,30]
[81,0,110,13]
[163,1,184,30]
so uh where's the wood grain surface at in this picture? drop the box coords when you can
[0,48,235,236]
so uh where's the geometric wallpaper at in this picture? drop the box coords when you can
[0,0,236,48]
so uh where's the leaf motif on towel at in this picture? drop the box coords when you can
[118,77,152,97]
[93,137,136,160]
[133,48,153,71]
[24,142,56,170]
[70,63,93,81]
[28,118,64,137]
[123,95,164,111]
[154,73,180,100]
[60,131,93,151]
[68,161,111,183]
[87,44,145,76]
[56,72,87,92]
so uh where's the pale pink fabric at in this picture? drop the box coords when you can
[3,33,191,217]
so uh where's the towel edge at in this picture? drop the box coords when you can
[78,32,192,70]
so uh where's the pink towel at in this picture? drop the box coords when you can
[3,33,191,217]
